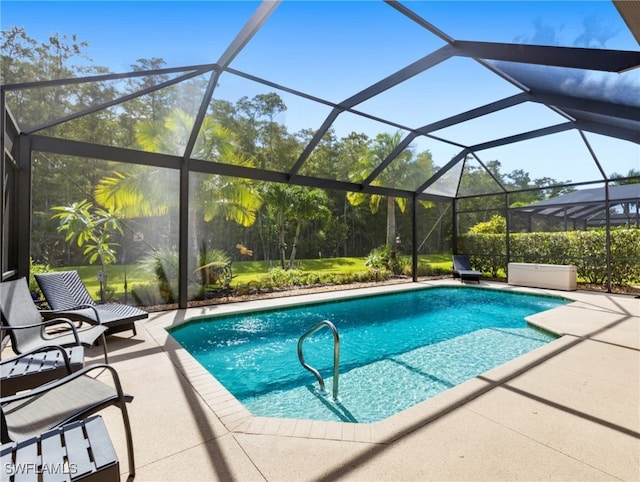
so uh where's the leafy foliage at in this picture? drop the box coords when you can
[468,214,506,234]
[347,131,435,246]
[50,200,123,301]
[29,259,52,297]
[235,266,394,294]
[365,245,405,275]
[459,228,640,285]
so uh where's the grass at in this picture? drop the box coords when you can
[43,254,456,299]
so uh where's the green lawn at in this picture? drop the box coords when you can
[45,254,455,299]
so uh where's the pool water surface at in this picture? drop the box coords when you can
[169,286,566,423]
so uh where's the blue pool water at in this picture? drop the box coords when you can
[170,286,566,423]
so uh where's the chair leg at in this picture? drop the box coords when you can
[103,364,136,478]
[120,399,136,478]
[100,333,109,364]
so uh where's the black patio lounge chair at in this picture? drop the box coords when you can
[0,363,135,479]
[452,255,483,284]
[36,270,147,336]
[0,277,109,362]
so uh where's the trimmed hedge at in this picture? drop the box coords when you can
[458,227,640,286]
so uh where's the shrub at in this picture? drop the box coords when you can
[459,227,640,286]
[141,246,233,300]
[609,227,640,285]
[197,249,231,287]
[141,247,179,284]
[131,283,163,306]
[458,234,506,276]
[468,214,506,234]
[365,246,391,270]
[365,245,403,275]
[29,259,52,298]
[233,266,395,294]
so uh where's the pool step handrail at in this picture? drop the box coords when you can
[297,320,340,400]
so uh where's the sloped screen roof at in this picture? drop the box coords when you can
[513,184,640,226]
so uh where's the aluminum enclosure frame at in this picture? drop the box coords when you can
[2,0,639,302]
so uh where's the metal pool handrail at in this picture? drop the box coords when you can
[297,320,340,400]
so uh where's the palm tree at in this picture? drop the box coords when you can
[95,108,262,266]
[347,131,433,247]
[262,184,330,269]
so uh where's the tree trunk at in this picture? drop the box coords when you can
[188,207,199,279]
[99,255,108,303]
[343,199,348,257]
[288,222,301,269]
[257,212,268,261]
[386,196,396,246]
[278,213,286,269]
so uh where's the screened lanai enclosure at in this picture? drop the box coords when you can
[2,0,639,307]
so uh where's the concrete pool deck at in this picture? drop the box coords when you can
[9,279,639,480]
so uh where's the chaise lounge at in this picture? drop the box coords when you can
[0,277,109,362]
[452,255,483,284]
[1,363,135,479]
[36,270,148,336]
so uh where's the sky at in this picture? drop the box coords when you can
[2,0,639,187]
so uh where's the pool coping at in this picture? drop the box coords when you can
[145,279,606,444]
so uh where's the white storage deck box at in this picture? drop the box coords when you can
[508,262,577,291]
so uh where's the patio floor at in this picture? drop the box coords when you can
[12,279,640,481]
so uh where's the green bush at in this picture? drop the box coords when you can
[401,259,450,277]
[459,227,640,286]
[365,245,403,275]
[141,247,180,301]
[131,281,205,305]
[141,247,233,300]
[131,283,163,306]
[458,234,506,277]
[468,214,506,234]
[365,246,391,270]
[29,259,52,298]
[604,228,640,285]
[197,249,231,288]
[234,266,394,294]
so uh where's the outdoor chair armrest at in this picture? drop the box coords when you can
[1,318,81,345]
[0,344,73,374]
[42,303,101,326]
[0,363,132,405]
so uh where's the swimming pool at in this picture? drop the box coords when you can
[169,286,566,423]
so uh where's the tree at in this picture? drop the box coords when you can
[51,200,123,301]
[262,184,331,269]
[225,93,300,260]
[2,27,128,265]
[347,131,434,247]
[611,169,640,185]
[95,108,262,273]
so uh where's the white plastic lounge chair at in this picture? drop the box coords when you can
[0,277,109,362]
[36,271,147,336]
[1,364,135,479]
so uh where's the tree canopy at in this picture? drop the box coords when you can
[2,26,594,269]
